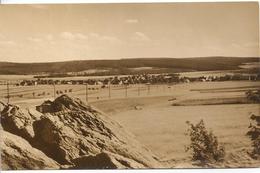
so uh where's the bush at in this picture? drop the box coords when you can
[247,114,260,159]
[185,120,225,165]
[246,90,260,103]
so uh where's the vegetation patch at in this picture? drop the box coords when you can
[246,90,260,103]
[247,114,260,159]
[185,120,225,165]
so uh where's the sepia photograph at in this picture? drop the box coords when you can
[0,0,260,170]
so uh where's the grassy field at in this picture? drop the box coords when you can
[91,81,260,168]
[107,103,259,168]
[1,80,260,168]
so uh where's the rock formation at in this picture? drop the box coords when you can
[1,95,162,169]
[1,105,41,141]
[1,130,60,170]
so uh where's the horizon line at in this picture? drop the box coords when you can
[0,56,259,64]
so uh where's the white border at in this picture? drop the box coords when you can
[0,0,259,4]
[0,0,259,173]
[3,168,260,173]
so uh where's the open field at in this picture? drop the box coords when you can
[91,81,260,168]
[1,80,259,107]
[1,80,260,168]
[105,102,260,168]
[0,83,175,108]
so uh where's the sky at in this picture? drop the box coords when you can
[0,2,259,62]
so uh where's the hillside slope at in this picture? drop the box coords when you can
[0,57,259,75]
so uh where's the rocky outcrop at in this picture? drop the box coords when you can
[1,130,60,170]
[0,101,5,111]
[1,104,41,141]
[33,95,161,168]
[1,95,162,169]
[72,151,146,169]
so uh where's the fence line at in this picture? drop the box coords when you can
[0,81,174,105]
[7,81,10,104]
[85,83,88,103]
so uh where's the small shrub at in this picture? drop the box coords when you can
[185,120,225,165]
[246,90,260,103]
[247,114,260,159]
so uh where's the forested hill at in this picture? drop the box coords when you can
[0,57,259,75]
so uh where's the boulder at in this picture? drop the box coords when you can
[0,101,5,111]
[1,105,41,141]
[1,95,162,169]
[72,151,146,169]
[33,95,162,168]
[1,130,60,170]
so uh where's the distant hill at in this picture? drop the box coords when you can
[0,57,259,75]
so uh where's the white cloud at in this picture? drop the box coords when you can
[125,19,139,24]
[27,37,42,42]
[45,34,53,41]
[89,32,121,44]
[75,33,88,40]
[101,36,121,43]
[60,32,88,40]
[28,5,48,10]
[229,42,260,54]
[131,32,150,42]
[0,34,5,39]
[0,40,16,46]
[244,42,258,48]
[60,32,75,40]
[89,32,100,39]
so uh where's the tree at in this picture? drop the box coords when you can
[247,114,260,159]
[185,120,225,165]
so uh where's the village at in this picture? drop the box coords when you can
[11,72,260,87]
[0,71,259,109]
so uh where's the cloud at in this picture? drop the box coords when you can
[60,32,88,40]
[26,35,54,43]
[101,36,121,43]
[131,32,150,42]
[0,40,16,46]
[89,33,100,39]
[59,32,120,44]
[229,42,259,52]
[89,33,121,44]
[0,34,5,39]
[28,5,49,10]
[244,42,258,48]
[27,37,42,42]
[75,33,88,40]
[45,34,53,41]
[60,32,75,40]
[125,19,139,24]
